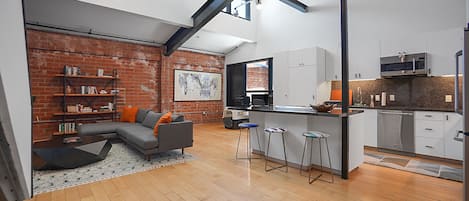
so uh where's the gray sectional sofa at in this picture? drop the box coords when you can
[78,109,193,160]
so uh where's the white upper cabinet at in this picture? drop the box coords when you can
[273,47,326,106]
[273,53,289,106]
[349,39,381,80]
[425,28,463,76]
[288,48,324,67]
[288,65,317,106]
[379,35,427,57]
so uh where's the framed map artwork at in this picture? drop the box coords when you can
[174,70,222,101]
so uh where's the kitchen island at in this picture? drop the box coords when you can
[230,105,365,174]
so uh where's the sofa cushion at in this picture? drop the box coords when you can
[171,114,184,122]
[121,106,138,123]
[136,109,150,123]
[142,111,163,128]
[154,112,172,136]
[117,125,158,149]
[78,122,134,135]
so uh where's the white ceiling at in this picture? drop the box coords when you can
[24,0,247,54]
[24,0,179,44]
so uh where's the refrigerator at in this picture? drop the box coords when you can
[463,26,469,201]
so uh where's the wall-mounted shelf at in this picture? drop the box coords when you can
[53,94,116,97]
[53,68,119,136]
[53,111,116,116]
[54,74,118,80]
[52,131,78,136]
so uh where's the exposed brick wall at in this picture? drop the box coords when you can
[28,29,224,141]
[247,67,268,90]
[160,50,225,124]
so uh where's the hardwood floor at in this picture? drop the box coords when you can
[28,122,463,201]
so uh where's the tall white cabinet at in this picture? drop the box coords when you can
[273,47,326,106]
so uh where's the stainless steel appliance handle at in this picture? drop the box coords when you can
[378,111,413,116]
[412,58,416,73]
[455,130,464,142]
[456,50,463,113]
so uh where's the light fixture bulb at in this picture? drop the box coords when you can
[256,0,263,10]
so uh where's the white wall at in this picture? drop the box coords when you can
[0,0,32,197]
[226,0,465,75]
[78,0,257,42]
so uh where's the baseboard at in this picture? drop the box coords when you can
[252,149,341,175]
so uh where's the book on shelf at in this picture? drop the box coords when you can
[58,122,77,134]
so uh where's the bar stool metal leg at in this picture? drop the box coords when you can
[265,131,288,172]
[247,127,251,163]
[255,128,262,155]
[282,133,288,172]
[236,128,243,160]
[325,138,334,183]
[236,127,261,162]
[264,131,271,171]
[299,137,308,176]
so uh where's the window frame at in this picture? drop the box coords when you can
[221,0,251,21]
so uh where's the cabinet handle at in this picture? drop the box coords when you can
[424,115,433,118]
[425,145,434,149]
[424,128,433,131]
[358,73,361,78]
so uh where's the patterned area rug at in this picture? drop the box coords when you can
[365,153,462,182]
[33,143,194,194]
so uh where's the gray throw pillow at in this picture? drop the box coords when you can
[141,111,163,128]
[136,109,150,123]
[171,114,185,122]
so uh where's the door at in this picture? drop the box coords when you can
[226,63,246,106]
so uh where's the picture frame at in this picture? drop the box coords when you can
[174,69,222,101]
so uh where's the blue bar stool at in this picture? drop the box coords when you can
[300,131,334,184]
[264,127,288,172]
[236,123,262,162]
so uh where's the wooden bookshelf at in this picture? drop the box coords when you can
[54,74,118,80]
[52,68,119,136]
[53,111,116,116]
[53,94,116,97]
[52,131,78,136]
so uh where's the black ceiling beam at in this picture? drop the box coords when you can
[164,0,233,56]
[279,0,308,13]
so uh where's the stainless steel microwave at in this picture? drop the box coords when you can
[380,53,427,77]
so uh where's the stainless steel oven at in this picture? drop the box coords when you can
[380,53,427,77]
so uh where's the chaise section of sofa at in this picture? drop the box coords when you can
[77,109,193,160]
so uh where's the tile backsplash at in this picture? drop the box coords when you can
[331,76,462,110]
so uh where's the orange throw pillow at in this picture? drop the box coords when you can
[153,112,172,137]
[120,106,138,123]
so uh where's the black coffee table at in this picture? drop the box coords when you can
[32,136,112,170]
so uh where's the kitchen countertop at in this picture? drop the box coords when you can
[228,105,364,117]
[350,105,460,113]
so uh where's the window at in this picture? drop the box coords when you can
[246,60,269,91]
[226,58,272,106]
[222,0,251,21]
